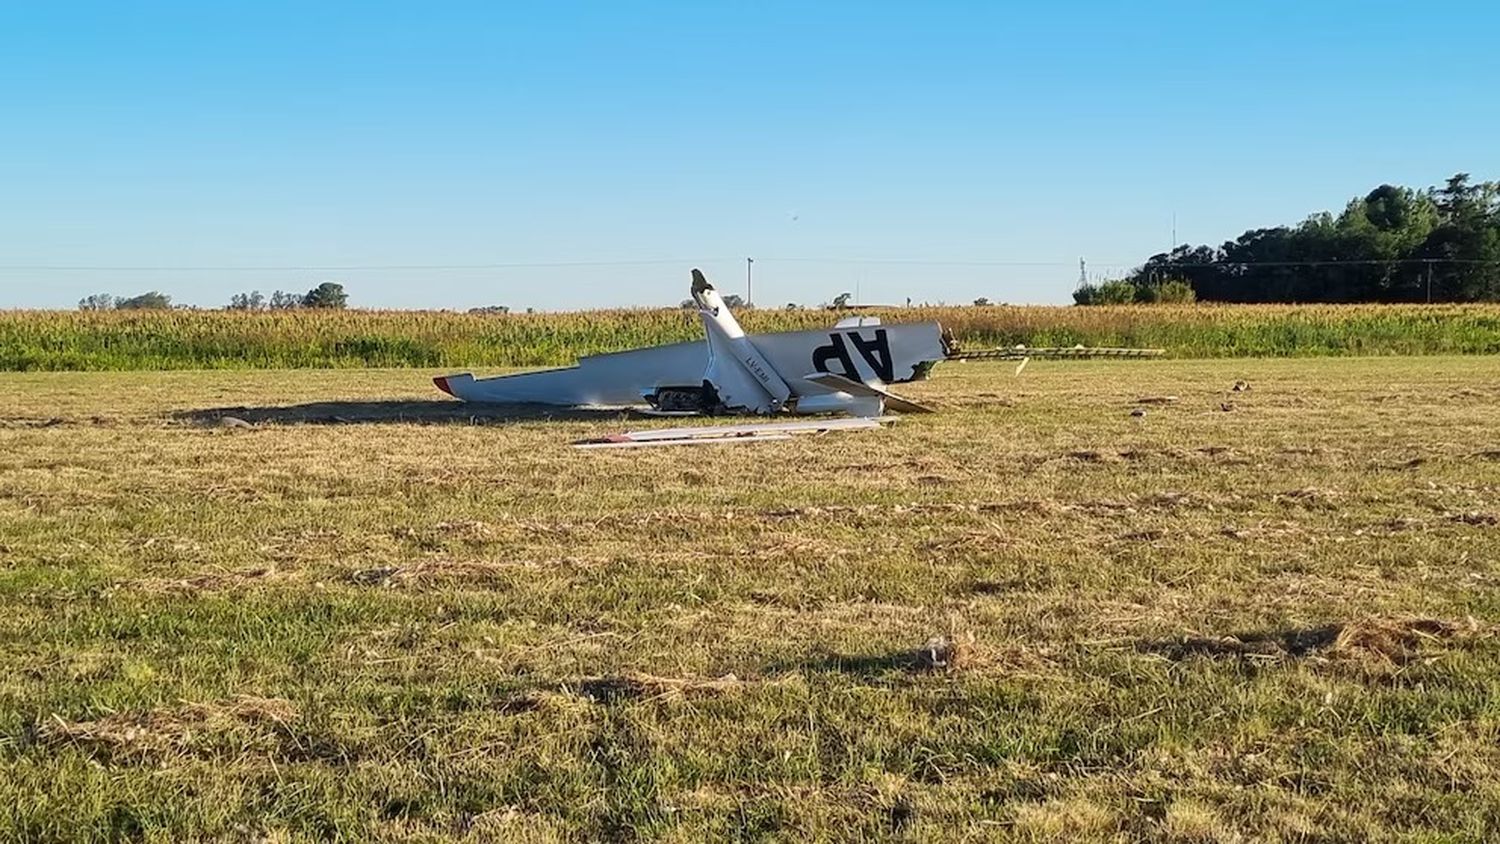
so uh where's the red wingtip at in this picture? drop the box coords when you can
[433,376,454,397]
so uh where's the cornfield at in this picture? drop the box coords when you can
[3,304,1500,371]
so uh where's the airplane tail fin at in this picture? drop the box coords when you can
[691,269,792,413]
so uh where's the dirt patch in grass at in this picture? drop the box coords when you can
[1067,449,1126,464]
[1276,487,1341,506]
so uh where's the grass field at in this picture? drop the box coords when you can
[5,303,1500,371]
[3,357,1499,841]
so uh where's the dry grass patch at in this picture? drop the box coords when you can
[4,358,1500,840]
[39,696,298,760]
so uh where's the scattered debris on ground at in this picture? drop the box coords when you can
[1137,395,1179,405]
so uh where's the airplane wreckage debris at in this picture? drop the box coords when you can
[573,417,890,449]
[430,269,1164,448]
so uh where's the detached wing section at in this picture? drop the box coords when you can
[946,346,1165,361]
[802,372,934,414]
[435,341,706,407]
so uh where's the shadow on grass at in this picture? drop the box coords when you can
[1142,617,1472,663]
[765,649,929,678]
[172,400,644,427]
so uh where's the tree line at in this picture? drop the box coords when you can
[1078,173,1499,304]
[79,282,348,311]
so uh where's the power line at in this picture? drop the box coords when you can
[0,257,1497,272]
[0,257,1081,271]
[0,258,724,272]
[758,258,1075,267]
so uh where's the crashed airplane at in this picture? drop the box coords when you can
[434,269,1161,419]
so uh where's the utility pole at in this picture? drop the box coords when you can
[1078,257,1087,287]
[746,257,754,306]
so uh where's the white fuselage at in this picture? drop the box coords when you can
[435,272,946,416]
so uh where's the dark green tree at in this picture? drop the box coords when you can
[1125,174,1498,303]
[301,282,348,309]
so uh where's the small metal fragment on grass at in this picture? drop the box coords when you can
[215,416,253,429]
[349,566,401,587]
[1136,395,1179,405]
[1130,408,1147,418]
[917,634,973,672]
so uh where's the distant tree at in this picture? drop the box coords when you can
[1073,280,1136,305]
[269,290,301,309]
[831,292,853,308]
[78,293,115,311]
[468,305,511,315]
[115,291,172,310]
[722,293,746,308]
[679,298,696,310]
[784,302,800,310]
[301,282,347,309]
[228,291,266,310]
[973,297,992,307]
[1127,173,1499,303]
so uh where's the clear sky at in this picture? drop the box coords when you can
[2,1,1496,310]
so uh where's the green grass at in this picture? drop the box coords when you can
[5,303,1500,371]
[2,358,1499,840]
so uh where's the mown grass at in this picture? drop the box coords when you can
[2,357,1499,840]
[4,303,1500,370]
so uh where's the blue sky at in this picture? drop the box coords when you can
[2,1,1496,309]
